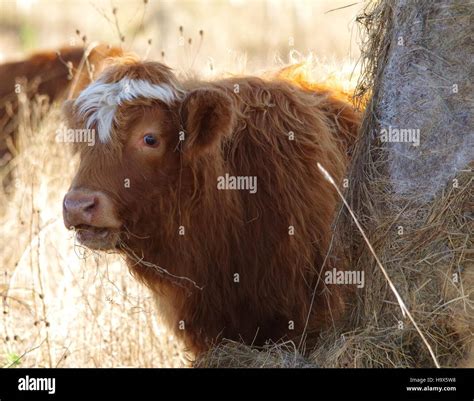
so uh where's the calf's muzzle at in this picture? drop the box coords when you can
[63,189,121,229]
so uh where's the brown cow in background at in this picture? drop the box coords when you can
[62,57,360,357]
[0,44,122,166]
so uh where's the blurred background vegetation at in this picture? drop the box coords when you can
[0,0,362,72]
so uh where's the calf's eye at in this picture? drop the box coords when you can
[143,134,159,147]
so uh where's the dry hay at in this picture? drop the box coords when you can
[195,340,315,368]
[0,99,187,368]
[196,0,473,368]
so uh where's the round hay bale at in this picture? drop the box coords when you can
[326,0,473,368]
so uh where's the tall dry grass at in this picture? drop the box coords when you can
[0,97,187,367]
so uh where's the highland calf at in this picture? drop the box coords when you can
[62,57,360,356]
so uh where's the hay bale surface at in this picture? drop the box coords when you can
[197,0,473,368]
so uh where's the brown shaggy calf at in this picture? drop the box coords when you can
[62,57,360,356]
[0,44,122,164]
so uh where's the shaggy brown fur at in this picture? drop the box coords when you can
[63,58,361,356]
[0,44,122,164]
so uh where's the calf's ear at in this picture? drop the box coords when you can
[181,88,234,156]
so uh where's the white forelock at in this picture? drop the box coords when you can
[74,78,183,143]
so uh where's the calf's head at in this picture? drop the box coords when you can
[62,59,234,251]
